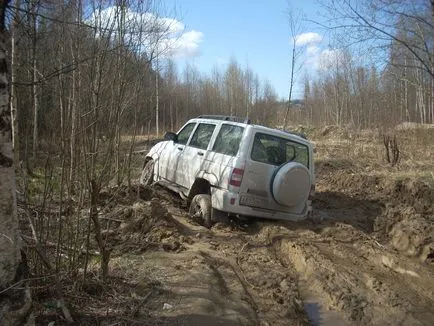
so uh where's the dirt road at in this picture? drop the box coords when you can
[96,165,433,326]
[56,150,433,326]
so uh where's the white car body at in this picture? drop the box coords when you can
[141,116,315,222]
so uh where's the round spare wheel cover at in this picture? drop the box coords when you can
[271,162,311,207]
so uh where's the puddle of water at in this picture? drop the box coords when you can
[298,278,349,326]
[303,297,348,326]
[304,301,322,325]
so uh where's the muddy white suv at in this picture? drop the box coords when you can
[140,115,315,227]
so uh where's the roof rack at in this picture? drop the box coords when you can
[197,115,251,124]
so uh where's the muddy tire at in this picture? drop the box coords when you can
[140,159,154,185]
[189,194,212,228]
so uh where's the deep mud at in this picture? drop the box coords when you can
[34,161,434,325]
[316,160,434,263]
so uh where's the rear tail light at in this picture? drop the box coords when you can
[229,168,244,187]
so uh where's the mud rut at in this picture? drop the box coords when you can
[122,183,433,326]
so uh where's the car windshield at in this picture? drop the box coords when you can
[251,132,309,167]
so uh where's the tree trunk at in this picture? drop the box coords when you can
[0,0,20,286]
[431,0,434,123]
[0,1,32,324]
[90,180,109,280]
[10,0,20,162]
[31,1,38,162]
[283,43,296,130]
[155,61,159,137]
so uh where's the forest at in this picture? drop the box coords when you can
[9,0,433,166]
[0,0,433,325]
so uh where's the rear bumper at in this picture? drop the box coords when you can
[211,187,309,222]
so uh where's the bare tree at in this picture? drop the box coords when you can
[3,0,283,286]
[0,1,32,324]
[318,0,434,124]
[29,0,39,162]
[283,7,305,130]
[10,0,19,162]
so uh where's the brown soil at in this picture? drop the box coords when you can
[33,158,434,325]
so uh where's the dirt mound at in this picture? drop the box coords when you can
[374,204,434,262]
[315,159,357,176]
[316,166,434,263]
[101,196,194,255]
[99,184,155,206]
[395,122,434,130]
[274,230,434,325]
[318,171,382,196]
[318,169,433,213]
[384,179,434,213]
[317,125,351,138]
[376,179,433,261]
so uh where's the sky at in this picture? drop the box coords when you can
[89,0,334,100]
[160,0,329,100]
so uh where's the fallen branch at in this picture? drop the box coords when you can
[57,299,74,323]
[374,240,385,249]
[99,216,124,223]
[132,291,153,317]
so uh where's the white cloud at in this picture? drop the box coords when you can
[294,32,322,47]
[301,46,344,71]
[88,6,203,59]
[159,17,184,34]
[306,45,320,56]
[318,49,344,70]
[160,30,204,59]
[303,45,321,68]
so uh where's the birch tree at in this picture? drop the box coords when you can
[283,8,305,130]
[0,0,32,324]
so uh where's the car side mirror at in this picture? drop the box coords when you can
[164,132,178,142]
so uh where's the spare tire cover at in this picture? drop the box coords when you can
[271,162,311,207]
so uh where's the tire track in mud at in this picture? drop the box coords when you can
[228,232,310,326]
[156,185,434,326]
[272,232,434,325]
[211,220,433,325]
[157,190,311,325]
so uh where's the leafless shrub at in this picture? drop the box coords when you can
[383,134,400,166]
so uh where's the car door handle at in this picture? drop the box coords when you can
[177,147,183,151]
[197,152,204,156]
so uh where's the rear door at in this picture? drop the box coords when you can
[239,132,310,211]
[205,124,245,189]
[176,123,217,189]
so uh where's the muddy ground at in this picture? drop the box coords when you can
[30,160,433,326]
[30,130,434,326]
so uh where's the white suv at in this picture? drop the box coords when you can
[140,115,315,227]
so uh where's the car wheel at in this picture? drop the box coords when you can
[140,159,154,185]
[271,162,311,207]
[189,194,212,228]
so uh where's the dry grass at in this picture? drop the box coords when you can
[120,134,161,143]
[311,125,434,184]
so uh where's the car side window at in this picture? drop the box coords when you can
[189,123,216,150]
[177,123,196,145]
[251,133,309,167]
[212,124,244,156]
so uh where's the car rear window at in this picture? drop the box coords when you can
[251,132,309,167]
[212,124,244,156]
